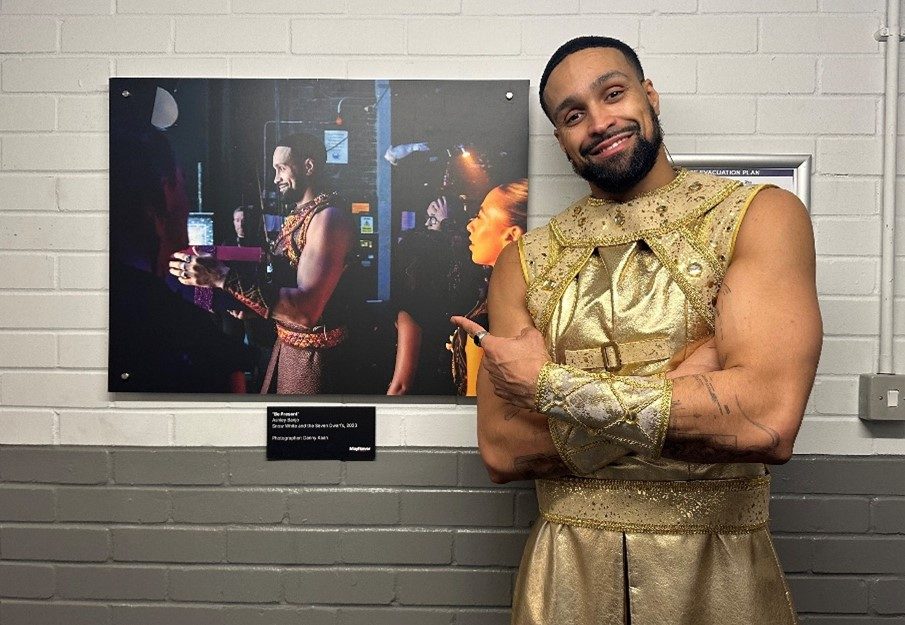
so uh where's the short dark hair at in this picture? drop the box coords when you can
[539,36,645,121]
[276,132,327,169]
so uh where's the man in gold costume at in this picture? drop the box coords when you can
[171,133,355,394]
[453,36,822,624]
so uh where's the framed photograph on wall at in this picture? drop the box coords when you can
[108,78,529,397]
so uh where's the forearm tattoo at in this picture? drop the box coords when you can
[662,374,782,463]
[512,453,568,480]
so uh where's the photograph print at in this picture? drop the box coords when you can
[108,77,529,396]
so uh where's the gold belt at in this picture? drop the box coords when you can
[537,474,770,534]
[276,324,347,349]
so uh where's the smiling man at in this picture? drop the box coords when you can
[171,133,355,394]
[452,37,822,624]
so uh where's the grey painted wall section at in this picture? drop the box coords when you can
[0,447,903,624]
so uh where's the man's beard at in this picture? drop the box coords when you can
[279,186,302,205]
[571,114,663,195]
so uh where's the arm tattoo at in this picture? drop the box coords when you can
[503,405,522,421]
[693,374,726,416]
[735,393,780,450]
[662,388,783,463]
[512,453,568,480]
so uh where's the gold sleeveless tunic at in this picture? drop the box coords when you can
[513,171,797,625]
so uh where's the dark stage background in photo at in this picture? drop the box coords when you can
[108,78,529,397]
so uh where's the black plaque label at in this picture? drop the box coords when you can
[267,406,375,461]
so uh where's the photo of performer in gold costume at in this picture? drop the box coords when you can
[453,36,822,624]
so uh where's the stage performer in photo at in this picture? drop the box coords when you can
[452,36,821,624]
[388,194,485,396]
[450,179,528,396]
[170,133,355,394]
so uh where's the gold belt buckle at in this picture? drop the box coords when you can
[601,342,621,372]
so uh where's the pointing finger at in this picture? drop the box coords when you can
[449,316,487,337]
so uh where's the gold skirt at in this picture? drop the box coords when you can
[512,476,797,625]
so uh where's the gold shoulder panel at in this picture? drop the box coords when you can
[697,182,775,275]
[517,224,551,286]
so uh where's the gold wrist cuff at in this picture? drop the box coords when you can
[536,362,673,459]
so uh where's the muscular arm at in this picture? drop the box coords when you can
[170,205,352,326]
[270,205,352,328]
[474,243,568,483]
[659,188,822,462]
[460,187,822,479]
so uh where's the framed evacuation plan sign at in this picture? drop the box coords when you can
[108,78,528,397]
[674,153,811,207]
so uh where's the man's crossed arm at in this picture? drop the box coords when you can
[453,187,822,483]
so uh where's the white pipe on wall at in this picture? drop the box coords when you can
[878,0,901,374]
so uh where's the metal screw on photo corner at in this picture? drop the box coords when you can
[122,90,130,97]
[120,372,130,380]
[505,91,514,101]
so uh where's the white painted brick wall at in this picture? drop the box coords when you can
[820,297,880,335]
[57,96,107,132]
[0,2,901,454]
[461,0,578,15]
[757,97,877,135]
[118,0,229,14]
[2,0,111,14]
[175,18,289,53]
[61,17,171,53]
[760,15,881,53]
[817,137,883,175]
[59,411,170,445]
[57,333,107,368]
[520,17,639,57]
[0,333,58,367]
[698,56,816,94]
[0,176,56,210]
[661,96,756,134]
[700,0,817,11]
[641,16,758,53]
[0,293,106,329]
[1,135,107,171]
[57,176,107,212]
[819,0,885,13]
[293,19,406,56]
[0,96,55,131]
[0,18,57,53]
[579,0,655,14]
[407,19,520,55]
[231,0,342,14]
[1,215,107,251]
[0,254,55,289]
[0,410,56,445]
[2,58,110,92]
[59,254,107,291]
[811,177,879,215]
[821,57,885,94]
[115,57,228,78]
[641,56,696,94]
[816,258,879,295]
[230,56,346,79]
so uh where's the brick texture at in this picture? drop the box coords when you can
[1,0,904,620]
[0,448,902,619]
